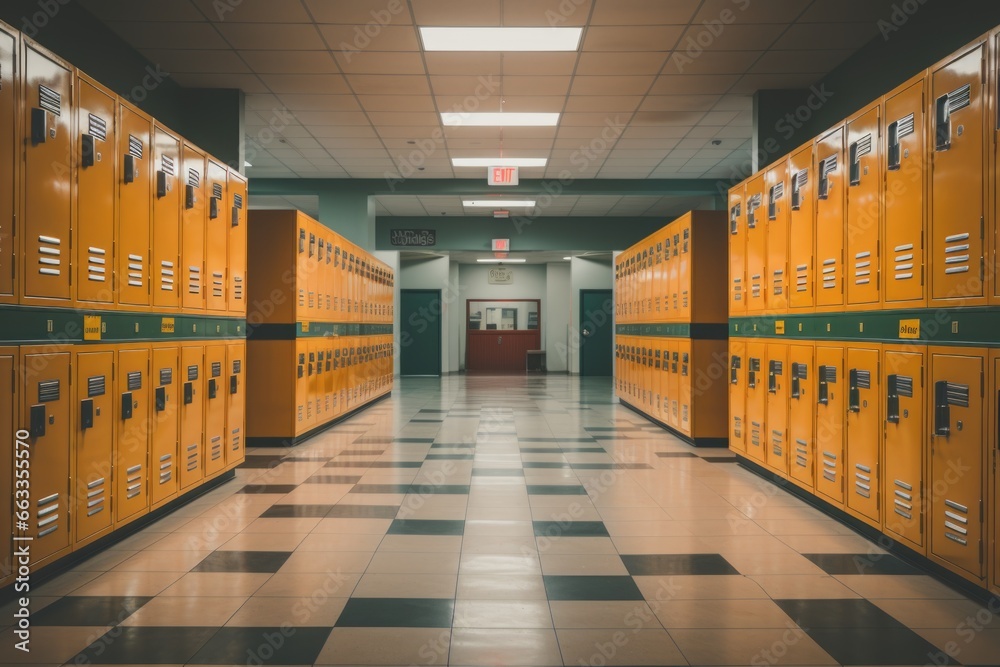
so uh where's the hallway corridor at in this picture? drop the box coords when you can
[2,375,997,666]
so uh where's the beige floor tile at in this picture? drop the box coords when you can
[654,598,797,628]
[540,554,628,576]
[532,505,604,521]
[395,505,468,520]
[748,574,862,599]
[871,597,995,628]
[317,627,450,665]
[915,628,1000,666]
[242,517,323,533]
[311,517,393,534]
[30,570,103,597]
[112,550,214,572]
[0,626,112,663]
[777,533,886,554]
[603,520,693,537]
[217,531,309,551]
[366,550,462,574]
[834,574,968,599]
[120,595,246,626]
[669,628,838,665]
[254,572,361,598]
[353,573,457,598]
[69,570,184,597]
[278,485,352,505]
[227,595,349,627]
[453,599,554,628]
[462,534,538,555]
[449,628,562,666]
[598,506,673,522]
[278,550,374,574]
[460,553,542,575]
[663,505,750,521]
[721,551,827,576]
[755,519,857,536]
[457,574,549,600]
[536,535,618,555]
[159,572,271,597]
[463,520,535,537]
[104,530,168,551]
[550,600,659,629]
[334,493,406,505]
[297,533,385,552]
[557,628,687,666]
[173,516,256,533]
[698,534,801,555]
[634,575,770,601]
[464,506,533,521]
[143,531,239,551]
[612,535,715,555]
[377,535,463,552]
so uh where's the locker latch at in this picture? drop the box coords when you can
[768,360,782,394]
[29,405,46,438]
[123,154,139,184]
[184,382,194,405]
[210,196,219,219]
[81,398,95,430]
[748,358,760,389]
[31,107,53,145]
[156,387,167,412]
[818,365,836,405]
[121,392,134,420]
[887,375,900,424]
[81,134,96,168]
[791,362,806,399]
[230,375,238,395]
[208,379,218,400]
[156,170,168,198]
[185,184,197,210]
[730,356,740,385]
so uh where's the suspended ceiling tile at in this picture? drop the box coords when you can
[502,0,593,26]
[729,72,824,94]
[583,26,686,51]
[283,137,325,150]
[216,23,326,49]
[640,95,721,111]
[576,52,669,76]
[590,0,700,25]
[606,149,673,160]
[699,110,740,125]
[563,96,644,113]
[359,95,438,111]
[288,111,372,126]
[410,0,501,25]
[501,76,572,96]
[712,94,753,111]
[750,49,854,74]
[660,50,759,76]
[142,49,250,74]
[191,0,312,22]
[500,53,580,76]
[434,94,501,112]
[310,125,380,138]
[294,147,332,158]
[495,96,568,112]
[676,23,786,51]
[277,94,362,111]
[570,75,655,95]
[335,51,427,75]
[368,111,443,126]
[347,74,432,95]
[612,138,680,151]
[424,53,503,75]
[631,111,705,126]
[651,74,740,94]
[601,158,663,167]
[712,126,753,139]
[303,0,414,24]
[105,21,230,49]
[317,25,421,51]
[692,0,812,24]
[83,0,205,21]
[239,50,338,74]
[798,0,899,23]
[245,94,282,109]
[428,75,502,95]
[772,22,882,51]
[171,72,269,92]
[259,73,352,94]
[686,126,725,139]
[620,126,690,138]
[377,126,442,137]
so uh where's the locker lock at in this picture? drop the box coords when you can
[29,404,47,438]
[121,392,134,420]
[208,378,218,399]
[184,382,194,405]
[81,398,95,430]
[156,387,167,412]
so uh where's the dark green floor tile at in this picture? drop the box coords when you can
[260,504,335,518]
[349,484,412,494]
[425,453,475,460]
[526,485,588,495]
[804,628,957,665]
[522,462,572,469]
[336,598,454,628]
[621,554,738,576]
[238,484,300,494]
[32,596,151,626]
[543,575,643,601]
[407,483,472,494]
[188,627,333,664]
[192,551,292,573]
[327,505,399,519]
[802,553,923,575]
[304,475,363,484]
[71,627,218,664]
[533,521,609,537]
[388,519,465,535]
[571,463,653,470]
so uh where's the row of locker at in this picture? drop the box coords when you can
[614,211,727,325]
[614,336,728,443]
[0,21,248,316]
[248,210,394,325]
[728,30,1000,315]
[247,336,394,441]
[0,340,245,585]
[729,339,999,594]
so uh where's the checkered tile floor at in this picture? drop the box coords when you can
[1,375,997,666]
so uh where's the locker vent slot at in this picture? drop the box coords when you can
[127,253,144,287]
[936,84,971,151]
[768,182,783,220]
[188,168,201,187]
[127,371,142,391]
[233,193,244,209]
[941,381,969,408]
[39,85,61,115]
[818,154,837,199]
[746,194,762,228]
[789,168,808,210]
[187,365,199,381]
[943,498,970,546]
[128,135,143,159]
[212,183,223,199]
[887,114,914,170]
[39,380,60,403]
[88,246,108,282]
[161,155,176,176]
[37,235,63,276]
[88,113,108,142]
[212,362,222,378]
[849,133,872,186]
[233,360,242,374]
[87,375,106,398]
[160,368,173,386]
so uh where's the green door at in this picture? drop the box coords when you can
[401,289,442,376]
[580,289,613,376]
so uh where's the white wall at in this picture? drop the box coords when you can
[568,256,613,374]
[545,262,571,372]
[397,255,455,375]
[448,261,461,373]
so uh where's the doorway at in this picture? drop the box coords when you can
[580,289,613,376]
[466,299,541,372]
[400,289,442,376]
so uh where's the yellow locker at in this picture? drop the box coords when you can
[227,169,248,317]
[21,40,73,305]
[296,222,309,317]
[929,348,985,581]
[846,104,882,308]
[116,101,152,309]
[151,125,180,310]
[205,159,229,312]
[0,349,15,587]
[678,339,692,436]
[667,341,681,430]
[744,173,766,314]
[655,345,666,423]
[640,345,650,414]
[787,343,814,491]
[309,339,321,424]
[788,142,815,311]
[744,341,766,464]
[295,339,311,434]
[645,244,655,318]
[204,344,227,475]
[729,339,746,454]
[324,237,334,315]
[150,345,179,507]
[73,347,114,545]
[728,185,746,316]
[765,342,788,477]
[666,234,679,319]
[930,42,986,307]
[0,23,16,305]
[225,341,245,468]
[991,351,1000,594]
[677,223,692,323]
[882,345,926,553]
[19,347,71,566]
[324,339,336,419]
[765,160,789,314]
[653,235,665,319]
[315,233,326,319]
[883,74,927,308]
[178,344,204,490]
[815,126,846,310]
[74,74,116,308]
[181,143,207,312]
[815,344,846,507]
[845,345,881,527]
[314,347,327,424]
[115,346,150,525]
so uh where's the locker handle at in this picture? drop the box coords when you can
[81,398,95,430]
[818,366,829,405]
[185,184,196,210]
[934,93,951,151]
[30,108,48,145]
[768,370,777,394]
[123,154,138,184]
[748,370,757,389]
[121,392,134,421]
[887,121,902,170]
[208,378,218,400]
[933,380,950,436]
[155,387,167,413]
[791,376,800,399]
[81,134,96,168]
[156,170,168,199]
[848,369,860,413]
[230,375,238,395]
[886,375,900,424]
[209,197,219,220]
[184,382,194,405]
[29,405,46,438]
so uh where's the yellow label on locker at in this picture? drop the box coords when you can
[301,322,311,333]
[898,319,920,339]
[83,315,102,341]
[161,318,175,334]
[774,321,785,335]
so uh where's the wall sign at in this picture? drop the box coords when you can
[488,267,513,284]
[390,229,436,247]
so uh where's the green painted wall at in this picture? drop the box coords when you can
[319,192,377,250]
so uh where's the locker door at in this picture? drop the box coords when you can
[324,238,334,315]
[765,161,789,314]
[745,341,766,464]
[150,345,179,507]
[728,185,747,316]
[151,125,180,310]
[116,347,150,524]
[678,340,692,436]
[22,41,72,303]
[297,224,308,317]
[75,75,115,307]
[666,236,679,320]
[992,353,1000,593]
[667,341,680,429]
[788,143,815,311]
[316,236,326,321]
[815,345,846,506]
[882,345,925,552]
[787,344,814,490]
[646,245,656,318]
[181,144,207,312]
[677,224,692,323]
[308,340,319,425]
[845,346,881,525]
[226,342,245,467]
[929,349,985,579]
[744,174,766,314]
[0,349,15,585]
[116,102,152,308]
[729,340,746,453]
[295,340,310,434]
[653,238,664,319]
[815,127,846,309]
[204,345,227,475]
[765,342,788,477]
[324,341,336,419]
[930,44,986,306]
[846,105,882,308]
[19,348,71,565]
[0,25,16,305]
[653,347,664,422]
[227,169,247,316]
[883,76,927,307]
[205,159,228,312]
[178,345,204,490]
[73,349,114,544]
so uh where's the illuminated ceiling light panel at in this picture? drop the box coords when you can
[463,200,536,207]
[452,158,547,167]
[477,258,527,263]
[420,27,583,52]
[441,112,560,127]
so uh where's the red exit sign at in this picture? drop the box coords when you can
[492,239,510,252]
[488,166,519,186]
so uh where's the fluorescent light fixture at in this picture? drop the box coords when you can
[420,27,583,52]
[463,200,536,208]
[563,257,572,260]
[442,112,559,127]
[477,258,527,264]
[453,158,547,168]
[244,160,253,167]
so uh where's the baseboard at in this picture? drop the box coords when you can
[620,400,729,447]
[246,392,391,448]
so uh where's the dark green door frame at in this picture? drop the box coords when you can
[580,289,614,377]
[400,289,443,377]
